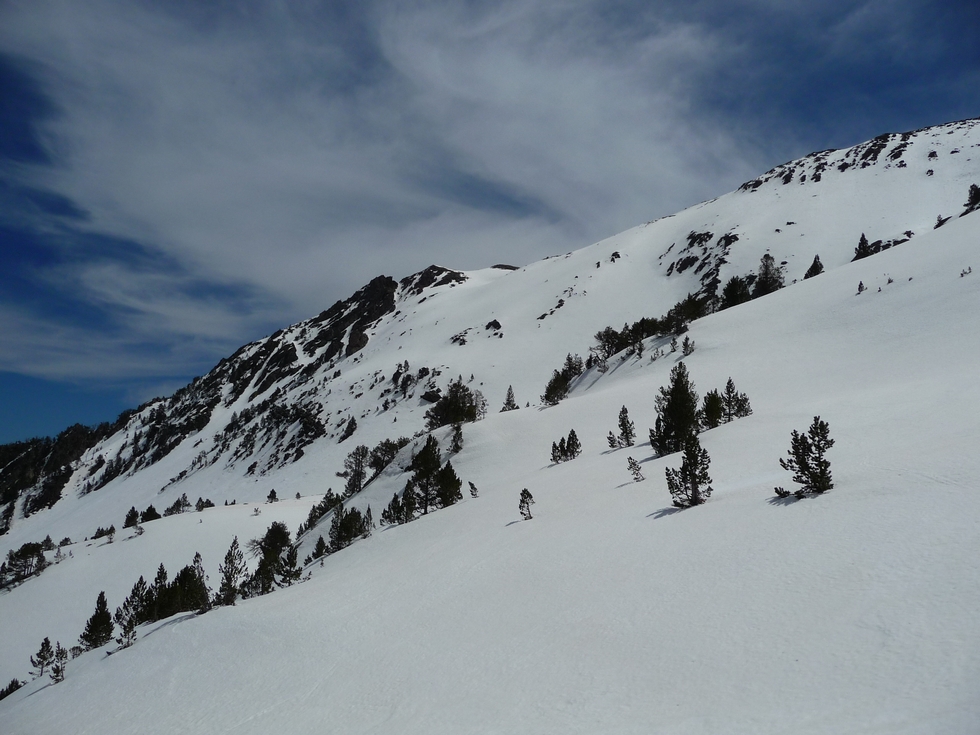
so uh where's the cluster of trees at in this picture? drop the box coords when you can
[240,523,301,597]
[541,354,584,405]
[381,435,463,525]
[718,253,785,310]
[424,378,486,430]
[335,435,413,499]
[551,429,582,463]
[0,536,58,588]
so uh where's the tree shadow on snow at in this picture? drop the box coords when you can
[504,520,523,527]
[766,495,799,506]
[648,506,682,519]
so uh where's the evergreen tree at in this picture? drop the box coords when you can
[140,505,161,523]
[753,253,785,297]
[0,678,23,701]
[381,493,403,526]
[468,481,479,498]
[114,599,138,649]
[665,435,713,508]
[30,637,54,678]
[342,445,370,497]
[650,362,700,457]
[217,536,246,606]
[617,406,635,447]
[425,378,478,429]
[541,370,571,406]
[519,489,534,520]
[312,535,329,560]
[401,478,418,520]
[551,441,563,464]
[449,423,463,454]
[435,461,463,507]
[776,416,835,498]
[853,233,873,261]
[410,435,442,514]
[804,255,824,279]
[123,506,139,528]
[721,378,752,422]
[557,436,567,461]
[565,430,582,459]
[607,431,619,449]
[501,385,519,412]
[78,591,115,650]
[279,546,301,586]
[627,457,644,482]
[681,336,695,356]
[720,275,752,310]
[50,642,68,683]
[700,389,724,430]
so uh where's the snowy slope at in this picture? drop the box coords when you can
[1,118,979,733]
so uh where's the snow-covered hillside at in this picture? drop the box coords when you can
[1,118,979,734]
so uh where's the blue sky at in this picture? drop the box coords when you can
[1,0,978,444]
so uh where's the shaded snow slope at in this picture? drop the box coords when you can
[2,173,979,733]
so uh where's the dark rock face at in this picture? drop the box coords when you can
[399,265,467,297]
[304,275,399,361]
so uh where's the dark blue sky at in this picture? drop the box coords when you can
[0,0,977,444]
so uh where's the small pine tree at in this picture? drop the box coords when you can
[449,423,463,454]
[50,642,68,683]
[30,637,54,678]
[565,430,582,459]
[557,436,567,461]
[803,255,824,279]
[519,489,534,520]
[468,481,479,498]
[700,389,724,430]
[123,506,139,528]
[665,435,713,508]
[501,385,519,412]
[435,461,463,507]
[312,535,328,559]
[721,378,752,422]
[217,537,246,606]
[78,591,115,650]
[681,336,695,356]
[753,253,785,297]
[627,457,644,482]
[617,406,635,447]
[551,441,563,464]
[778,416,835,498]
[650,362,700,457]
[607,431,619,449]
[853,233,873,261]
[720,275,752,310]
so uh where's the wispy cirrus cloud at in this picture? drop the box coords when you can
[0,0,976,412]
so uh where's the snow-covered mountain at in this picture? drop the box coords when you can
[2,117,979,734]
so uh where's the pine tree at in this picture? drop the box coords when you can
[217,536,246,606]
[804,255,824,279]
[410,435,442,514]
[312,535,329,559]
[468,481,479,498]
[279,546,301,586]
[665,435,713,508]
[721,378,752,422]
[519,489,534,520]
[720,275,752,310]
[681,336,695,356]
[551,441,562,464]
[50,642,68,683]
[30,637,54,678]
[449,423,463,454]
[777,416,835,498]
[557,436,567,461]
[607,431,619,449]
[501,385,519,412]
[853,233,873,261]
[700,389,724,430]
[617,406,635,447]
[78,591,115,650]
[650,362,700,457]
[343,445,370,497]
[123,506,139,528]
[435,461,463,508]
[627,457,644,482]
[753,253,785,297]
[565,430,582,459]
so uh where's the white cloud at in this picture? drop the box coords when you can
[0,0,771,380]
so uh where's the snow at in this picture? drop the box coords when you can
[2,121,980,733]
